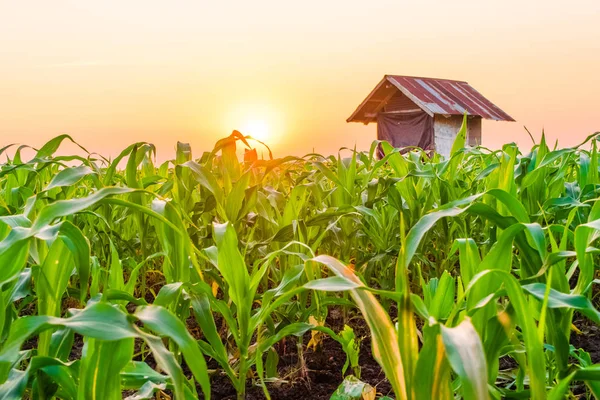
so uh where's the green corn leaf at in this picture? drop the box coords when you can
[121,361,168,388]
[522,283,600,323]
[134,305,211,399]
[124,381,167,400]
[35,237,75,356]
[465,270,546,399]
[213,222,250,306]
[256,322,314,354]
[32,187,133,231]
[450,114,468,156]
[77,338,134,400]
[441,318,489,400]
[309,255,407,400]
[46,165,96,191]
[225,169,251,221]
[189,290,231,372]
[413,323,452,399]
[35,135,89,159]
[304,276,361,291]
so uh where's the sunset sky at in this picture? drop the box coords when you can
[1,1,599,160]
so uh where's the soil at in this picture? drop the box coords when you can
[570,268,600,365]
[201,336,391,400]
[126,272,391,398]
[198,307,392,400]
[22,289,600,400]
[182,303,600,400]
[31,314,600,400]
[100,304,392,400]
[571,316,600,363]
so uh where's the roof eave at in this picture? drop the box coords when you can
[346,75,396,123]
[481,114,516,122]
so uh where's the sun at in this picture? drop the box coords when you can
[242,119,271,142]
[223,103,283,147]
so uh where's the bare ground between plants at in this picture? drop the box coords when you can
[22,310,600,399]
[197,306,392,400]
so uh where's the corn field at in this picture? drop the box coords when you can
[2,121,600,400]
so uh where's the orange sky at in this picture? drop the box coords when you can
[1,1,599,160]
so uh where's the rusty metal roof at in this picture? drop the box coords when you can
[347,75,515,124]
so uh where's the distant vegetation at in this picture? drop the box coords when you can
[1,122,600,399]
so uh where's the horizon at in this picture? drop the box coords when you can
[1,0,599,160]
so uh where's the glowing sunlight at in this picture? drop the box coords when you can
[242,119,271,142]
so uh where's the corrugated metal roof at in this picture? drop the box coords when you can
[347,75,515,123]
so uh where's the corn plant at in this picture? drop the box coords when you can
[0,124,600,400]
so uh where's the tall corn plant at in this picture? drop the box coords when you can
[307,125,600,399]
[2,128,600,400]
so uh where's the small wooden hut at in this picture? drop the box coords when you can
[347,75,514,157]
